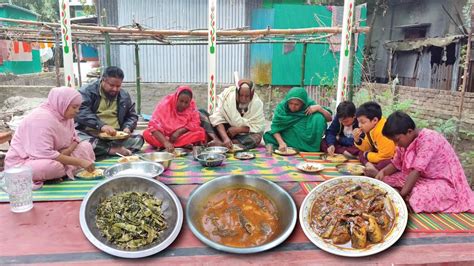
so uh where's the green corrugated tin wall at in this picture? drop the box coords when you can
[270,4,366,86]
[263,0,307,8]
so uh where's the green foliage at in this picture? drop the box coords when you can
[79,0,96,16]
[9,0,59,22]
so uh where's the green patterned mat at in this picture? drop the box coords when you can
[0,147,335,202]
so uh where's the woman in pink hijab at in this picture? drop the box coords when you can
[5,87,95,186]
[143,86,206,152]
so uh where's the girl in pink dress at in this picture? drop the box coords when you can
[376,111,474,213]
[5,87,95,187]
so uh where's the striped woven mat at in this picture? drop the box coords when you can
[1,147,339,202]
[300,181,474,233]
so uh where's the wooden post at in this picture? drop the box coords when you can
[75,40,82,87]
[58,0,75,88]
[208,0,217,113]
[301,42,307,87]
[54,30,61,87]
[336,0,355,107]
[101,8,111,67]
[453,31,472,147]
[387,48,393,83]
[134,43,142,115]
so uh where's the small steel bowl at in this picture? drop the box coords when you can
[196,153,225,167]
[204,146,229,155]
[103,161,164,179]
[140,152,174,170]
[79,175,183,258]
[186,175,297,253]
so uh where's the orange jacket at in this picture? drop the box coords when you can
[355,117,395,163]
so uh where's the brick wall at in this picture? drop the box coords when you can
[364,83,474,185]
[362,83,474,130]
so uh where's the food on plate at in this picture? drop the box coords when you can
[275,147,297,155]
[342,164,365,175]
[117,155,140,163]
[325,154,347,163]
[310,181,395,249]
[235,152,255,160]
[199,188,280,247]
[96,192,167,250]
[301,163,322,172]
[230,144,244,153]
[99,131,129,139]
[76,168,104,179]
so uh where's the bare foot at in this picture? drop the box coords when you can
[364,162,378,177]
[208,139,223,147]
[109,146,132,156]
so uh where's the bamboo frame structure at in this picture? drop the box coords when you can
[0,17,369,45]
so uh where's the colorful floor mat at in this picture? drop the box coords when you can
[300,181,474,233]
[1,147,330,202]
[298,151,361,179]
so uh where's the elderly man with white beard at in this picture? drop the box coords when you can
[201,79,265,149]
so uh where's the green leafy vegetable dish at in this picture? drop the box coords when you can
[96,192,168,250]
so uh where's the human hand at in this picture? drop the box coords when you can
[327,145,336,156]
[353,128,363,142]
[170,131,180,143]
[101,125,117,136]
[226,127,239,138]
[278,142,288,152]
[123,128,131,134]
[305,105,320,115]
[80,160,95,172]
[223,137,233,149]
[375,169,385,180]
[60,141,78,156]
[164,141,175,153]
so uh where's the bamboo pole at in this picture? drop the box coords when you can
[134,43,141,115]
[300,42,307,87]
[75,40,82,87]
[54,31,61,87]
[0,17,370,37]
[453,32,472,147]
[101,9,111,67]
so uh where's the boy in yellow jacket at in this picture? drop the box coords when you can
[353,101,395,177]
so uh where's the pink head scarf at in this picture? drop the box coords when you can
[148,86,202,136]
[5,87,84,164]
[41,86,82,121]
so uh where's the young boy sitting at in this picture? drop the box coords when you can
[321,101,359,157]
[353,101,396,177]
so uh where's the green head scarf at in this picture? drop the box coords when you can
[270,87,316,132]
[264,87,330,152]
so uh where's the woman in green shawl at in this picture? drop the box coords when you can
[263,87,332,152]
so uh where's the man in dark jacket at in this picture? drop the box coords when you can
[75,66,144,157]
[321,101,359,157]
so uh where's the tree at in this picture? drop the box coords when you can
[5,0,59,22]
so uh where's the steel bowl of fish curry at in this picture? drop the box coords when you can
[186,175,297,253]
[299,176,408,257]
[79,175,183,258]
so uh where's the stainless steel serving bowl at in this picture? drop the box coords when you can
[196,153,225,167]
[140,152,174,170]
[186,175,297,254]
[103,161,164,179]
[204,146,229,155]
[79,175,183,258]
